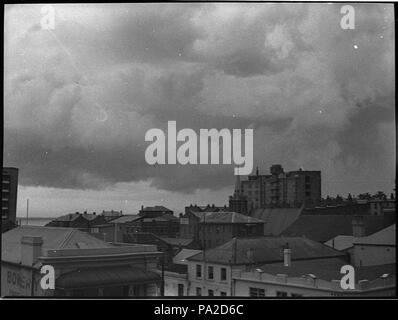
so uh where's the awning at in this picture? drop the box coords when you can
[56,266,161,289]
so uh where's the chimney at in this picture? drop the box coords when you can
[21,236,43,266]
[352,215,365,237]
[283,248,291,267]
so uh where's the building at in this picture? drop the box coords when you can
[180,210,265,250]
[235,165,321,211]
[45,212,107,231]
[1,226,162,297]
[180,204,228,239]
[162,249,202,296]
[123,232,196,265]
[197,212,264,249]
[100,210,123,221]
[229,175,249,215]
[94,210,180,241]
[2,167,18,231]
[185,236,347,296]
[233,259,395,297]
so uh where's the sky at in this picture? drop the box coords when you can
[4,3,395,217]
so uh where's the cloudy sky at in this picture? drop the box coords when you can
[4,3,395,217]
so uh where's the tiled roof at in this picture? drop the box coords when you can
[281,215,395,242]
[252,259,395,282]
[2,226,113,265]
[199,211,264,224]
[250,207,302,236]
[187,236,346,265]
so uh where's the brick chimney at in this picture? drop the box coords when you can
[21,236,43,266]
[352,215,365,237]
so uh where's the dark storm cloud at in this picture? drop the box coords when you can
[4,3,395,195]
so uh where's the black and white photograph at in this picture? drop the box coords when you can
[1,2,396,301]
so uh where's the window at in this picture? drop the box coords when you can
[276,291,288,297]
[208,266,214,280]
[196,264,202,278]
[249,287,265,297]
[291,293,303,297]
[178,284,184,296]
[220,291,227,296]
[221,268,227,281]
[208,289,214,296]
[196,287,202,296]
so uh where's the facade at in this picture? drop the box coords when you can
[2,167,18,227]
[180,211,264,250]
[180,204,228,239]
[161,249,202,296]
[236,165,321,211]
[186,236,347,296]
[233,263,396,297]
[1,226,162,297]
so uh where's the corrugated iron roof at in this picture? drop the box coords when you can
[2,226,113,264]
[188,236,346,265]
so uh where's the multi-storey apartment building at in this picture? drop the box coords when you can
[2,167,19,225]
[238,164,321,210]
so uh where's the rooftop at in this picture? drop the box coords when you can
[281,214,395,242]
[199,211,264,224]
[252,260,396,282]
[50,212,101,222]
[173,249,202,265]
[159,237,194,247]
[251,207,302,236]
[354,224,395,246]
[188,236,346,265]
[2,226,113,265]
[109,215,141,224]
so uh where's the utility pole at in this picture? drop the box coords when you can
[161,252,165,297]
[202,213,206,296]
[26,199,29,225]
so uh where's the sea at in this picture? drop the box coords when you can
[16,217,55,226]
